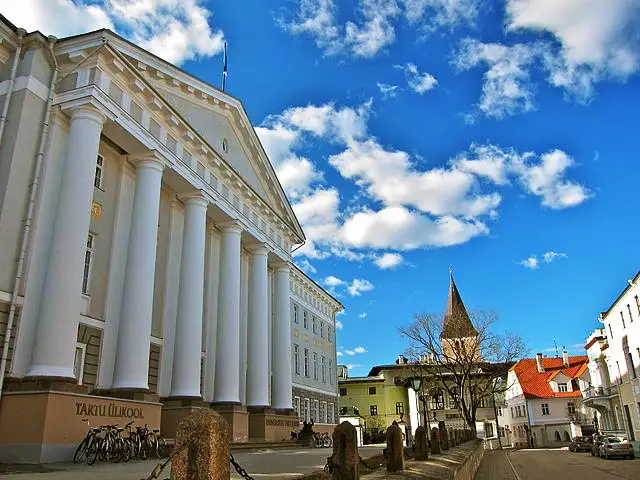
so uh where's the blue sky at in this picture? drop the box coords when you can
[7,0,639,376]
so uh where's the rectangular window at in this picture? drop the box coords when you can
[370,405,378,416]
[339,387,347,396]
[558,382,568,392]
[328,403,334,423]
[396,402,404,415]
[497,407,502,417]
[479,397,486,408]
[510,407,514,417]
[304,348,309,377]
[621,311,626,328]
[73,343,86,385]
[450,387,459,409]
[303,311,308,329]
[340,406,347,415]
[636,296,640,316]
[320,322,325,338]
[294,344,300,375]
[293,304,299,324]
[321,402,327,423]
[312,316,317,334]
[294,396,301,419]
[369,386,376,395]
[541,403,550,415]
[485,423,494,438]
[627,351,637,379]
[82,234,95,295]
[322,356,326,383]
[94,154,104,189]
[499,427,505,438]
[628,304,634,323]
[328,327,332,342]
[313,352,318,380]
[304,399,310,422]
[313,400,319,422]
[567,402,576,415]
[609,323,614,339]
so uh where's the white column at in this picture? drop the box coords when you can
[213,220,242,404]
[170,193,208,397]
[112,153,166,389]
[272,263,293,410]
[28,105,106,378]
[202,226,220,402]
[246,244,270,407]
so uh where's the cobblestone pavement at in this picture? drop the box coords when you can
[476,448,640,480]
[0,446,384,479]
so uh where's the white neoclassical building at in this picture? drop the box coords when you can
[0,17,342,463]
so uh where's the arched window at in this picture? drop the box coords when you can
[563,431,571,441]
[554,431,561,441]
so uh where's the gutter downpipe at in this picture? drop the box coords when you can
[0,28,25,148]
[0,35,58,401]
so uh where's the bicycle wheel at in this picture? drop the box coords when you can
[98,438,109,462]
[111,437,122,463]
[86,440,99,466]
[323,436,331,448]
[73,436,89,463]
[147,432,159,458]
[121,438,133,463]
[156,436,169,458]
[129,433,140,458]
[139,438,149,460]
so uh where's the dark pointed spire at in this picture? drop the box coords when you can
[441,271,478,339]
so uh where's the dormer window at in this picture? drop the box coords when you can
[558,382,568,392]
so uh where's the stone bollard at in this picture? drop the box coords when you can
[170,409,230,480]
[331,421,359,480]
[430,427,441,454]
[414,426,428,461]
[450,429,456,448]
[386,421,404,472]
[439,423,449,451]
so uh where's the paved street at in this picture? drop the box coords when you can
[0,446,384,479]
[476,448,640,480]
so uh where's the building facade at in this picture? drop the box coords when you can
[0,19,341,462]
[581,271,640,444]
[504,353,591,448]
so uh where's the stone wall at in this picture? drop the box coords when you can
[452,440,485,480]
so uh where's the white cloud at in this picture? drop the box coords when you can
[398,63,438,94]
[377,82,400,99]
[358,313,368,318]
[454,39,540,118]
[345,364,362,369]
[323,275,345,287]
[4,0,225,65]
[347,279,374,296]
[336,320,344,330]
[520,250,567,269]
[374,253,404,269]
[506,0,640,99]
[282,0,479,58]
[296,259,317,274]
[344,346,368,355]
[337,351,344,356]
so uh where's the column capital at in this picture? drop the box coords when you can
[59,96,115,124]
[218,219,243,235]
[247,243,269,256]
[129,150,170,172]
[178,191,209,208]
[273,262,291,274]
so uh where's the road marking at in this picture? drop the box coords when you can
[505,451,522,480]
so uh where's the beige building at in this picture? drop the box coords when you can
[0,17,341,463]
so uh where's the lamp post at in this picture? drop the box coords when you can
[410,377,429,430]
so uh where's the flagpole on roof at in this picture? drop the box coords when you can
[221,41,228,92]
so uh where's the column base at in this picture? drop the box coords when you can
[95,388,159,403]
[247,407,300,442]
[210,402,249,443]
[0,379,161,464]
[160,396,207,439]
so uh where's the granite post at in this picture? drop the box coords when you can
[170,409,230,480]
[430,427,441,455]
[439,421,449,451]
[414,425,428,461]
[385,421,404,472]
[331,421,359,480]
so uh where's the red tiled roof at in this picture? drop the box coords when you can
[511,356,588,399]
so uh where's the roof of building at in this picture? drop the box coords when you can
[601,270,640,318]
[441,273,478,339]
[510,356,588,399]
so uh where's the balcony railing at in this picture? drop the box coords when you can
[582,385,618,399]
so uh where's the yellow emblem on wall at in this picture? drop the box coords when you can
[91,201,103,220]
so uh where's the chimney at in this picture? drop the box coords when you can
[562,350,570,369]
[536,353,545,373]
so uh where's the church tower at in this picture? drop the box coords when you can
[441,272,479,361]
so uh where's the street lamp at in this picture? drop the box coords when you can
[410,377,429,429]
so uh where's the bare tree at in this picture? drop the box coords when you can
[400,310,526,432]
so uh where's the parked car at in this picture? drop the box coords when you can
[591,434,605,456]
[569,436,593,452]
[598,436,635,460]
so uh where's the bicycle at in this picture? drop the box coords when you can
[73,419,101,464]
[313,432,332,448]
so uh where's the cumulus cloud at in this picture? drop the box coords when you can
[281,0,480,58]
[336,320,343,330]
[321,276,375,296]
[347,279,375,296]
[519,250,567,269]
[374,253,404,269]
[377,82,400,99]
[4,0,225,65]
[397,63,438,94]
[344,346,368,355]
[358,313,368,318]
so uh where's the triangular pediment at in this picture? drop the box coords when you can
[102,36,304,242]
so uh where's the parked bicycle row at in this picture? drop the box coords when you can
[73,419,170,465]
